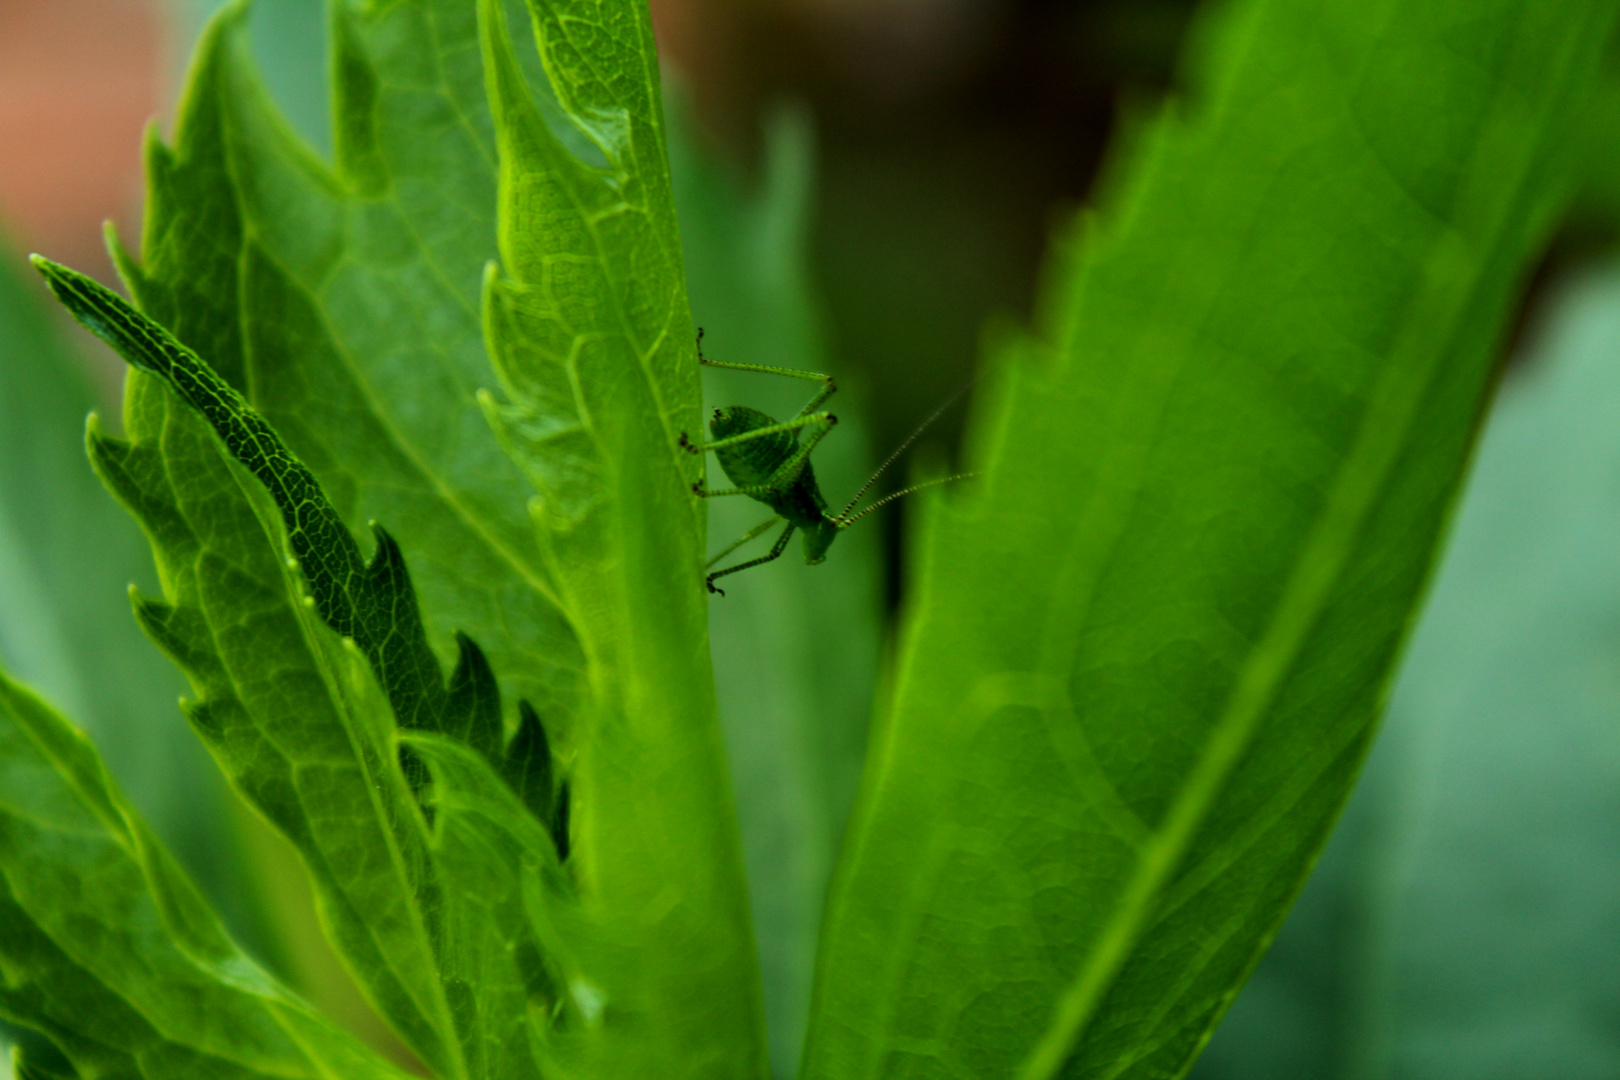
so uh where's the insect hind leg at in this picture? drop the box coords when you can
[706,522,796,595]
[706,514,786,569]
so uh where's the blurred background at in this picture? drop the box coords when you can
[2,0,1620,1077]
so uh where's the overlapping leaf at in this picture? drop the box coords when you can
[118,17,589,1054]
[0,663,410,1080]
[801,2,1619,1079]
[19,0,765,1075]
[30,256,563,1079]
[0,235,216,899]
[472,0,766,1073]
[130,0,583,731]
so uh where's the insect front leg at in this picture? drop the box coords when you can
[690,481,778,498]
[695,329,838,416]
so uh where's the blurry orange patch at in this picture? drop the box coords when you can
[0,0,162,280]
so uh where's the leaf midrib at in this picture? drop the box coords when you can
[1013,4,1579,1075]
[166,444,466,1079]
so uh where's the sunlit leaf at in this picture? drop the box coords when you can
[474,0,766,1071]
[25,0,768,1073]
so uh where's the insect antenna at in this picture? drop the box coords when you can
[838,380,975,521]
[833,471,981,529]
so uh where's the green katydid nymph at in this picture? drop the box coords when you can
[680,331,975,595]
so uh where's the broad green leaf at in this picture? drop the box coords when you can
[0,236,221,904]
[475,0,766,1072]
[1195,264,1620,1080]
[0,662,410,1080]
[130,0,583,733]
[1572,73,1620,231]
[801,3,1618,1079]
[35,0,765,1073]
[172,5,797,1070]
[37,255,575,1079]
[134,0,580,1047]
[670,108,883,1077]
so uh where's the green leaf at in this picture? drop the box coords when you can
[36,252,569,1079]
[34,257,481,743]
[474,0,768,1071]
[1196,265,1620,1080]
[10,1038,78,1080]
[0,661,410,1080]
[32,0,765,1073]
[801,2,1618,1079]
[120,4,587,1053]
[0,234,223,907]
[1571,73,1620,233]
[670,106,884,1077]
[131,0,583,736]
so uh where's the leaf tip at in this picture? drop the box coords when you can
[131,589,188,660]
[86,420,141,505]
[504,698,568,857]
[363,522,408,586]
[476,0,548,154]
[447,631,502,761]
[103,219,145,296]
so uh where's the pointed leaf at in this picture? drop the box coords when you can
[0,664,410,1080]
[35,258,456,739]
[129,0,584,737]
[1198,265,1620,1080]
[38,253,576,1079]
[475,0,768,1072]
[0,233,218,903]
[802,2,1620,1078]
[41,0,765,1072]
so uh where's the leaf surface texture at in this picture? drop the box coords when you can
[22,0,768,1076]
[1196,266,1620,1080]
[801,3,1620,1078]
[0,664,411,1080]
